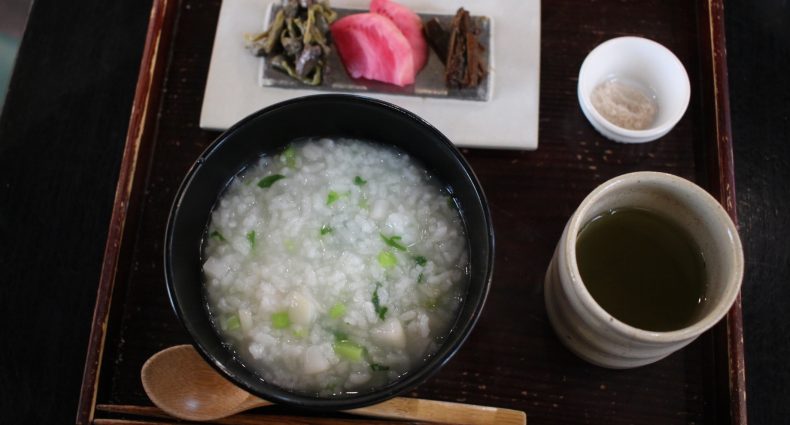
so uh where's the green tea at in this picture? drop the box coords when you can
[575,208,707,332]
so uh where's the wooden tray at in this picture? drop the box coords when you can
[77,0,745,424]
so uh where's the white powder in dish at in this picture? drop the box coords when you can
[591,79,658,130]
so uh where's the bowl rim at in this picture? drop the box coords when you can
[577,36,691,141]
[563,171,744,342]
[164,93,495,409]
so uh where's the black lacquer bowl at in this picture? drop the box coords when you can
[164,94,494,410]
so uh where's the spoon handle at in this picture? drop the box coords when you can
[345,397,526,425]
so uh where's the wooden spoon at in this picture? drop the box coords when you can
[141,345,526,424]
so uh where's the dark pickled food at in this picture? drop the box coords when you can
[245,0,337,85]
[424,8,487,89]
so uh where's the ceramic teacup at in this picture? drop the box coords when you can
[544,172,743,368]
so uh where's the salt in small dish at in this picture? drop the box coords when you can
[577,36,691,144]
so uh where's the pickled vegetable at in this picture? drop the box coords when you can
[245,0,337,85]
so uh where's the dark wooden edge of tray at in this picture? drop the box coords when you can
[75,0,179,423]
[696,0,747,424]
[76,0,747,424]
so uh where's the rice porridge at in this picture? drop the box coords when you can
[202,138,469,395]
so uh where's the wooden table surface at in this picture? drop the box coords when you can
[0,0,787,423]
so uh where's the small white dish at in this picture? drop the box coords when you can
[577,36,690,144]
